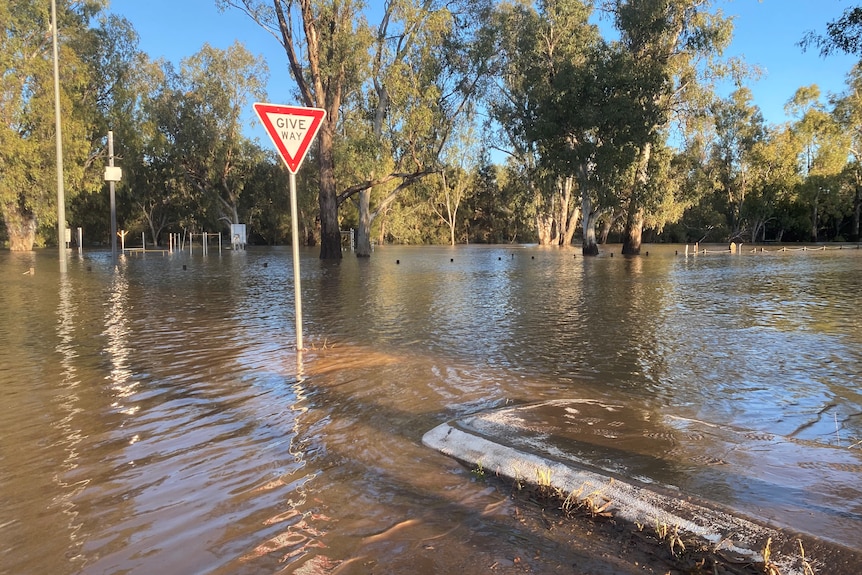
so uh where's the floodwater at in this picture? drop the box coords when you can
[1,244,861,574]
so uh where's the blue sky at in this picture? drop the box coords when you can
[109,0,861,132]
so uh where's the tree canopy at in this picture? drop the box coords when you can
[801,5,862,57]
[3,0,862,252]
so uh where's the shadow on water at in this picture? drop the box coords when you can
[1,244,861,573]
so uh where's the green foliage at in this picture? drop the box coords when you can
[336,0,493,255]
[465,156,534,243]
[240,149,293,244]
[379,185,445,245]
[0,0,116,249]
[6,0,862,252]
[800,6,862,57]
[487,0,601,246]
[106,42,272,245]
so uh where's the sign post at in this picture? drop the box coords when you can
[253,103,326,351]
[104,131,123,266]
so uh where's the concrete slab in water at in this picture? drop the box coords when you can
[423,398,862,574]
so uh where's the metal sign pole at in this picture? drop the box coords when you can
[252,103,325,353]
[289,171,303,351]
[108,131,117,265]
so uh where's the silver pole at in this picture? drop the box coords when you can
[51,0,66,273]
[108,131,117,265]
[289,171,303,350]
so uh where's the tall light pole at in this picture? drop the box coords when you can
[51,0,67,273]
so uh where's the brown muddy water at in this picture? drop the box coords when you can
[1,244,861,574]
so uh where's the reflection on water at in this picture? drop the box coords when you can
[1,245,861,573]
[104,268,137,417]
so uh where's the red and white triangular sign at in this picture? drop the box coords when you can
[253,103,326,173]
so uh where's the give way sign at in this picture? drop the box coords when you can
[253,102,326,173]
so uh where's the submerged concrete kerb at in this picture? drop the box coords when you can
[422,418,811,575]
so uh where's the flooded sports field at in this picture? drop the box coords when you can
[1,244,860,573]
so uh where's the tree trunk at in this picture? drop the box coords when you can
[599,215,612,244]
[356,188,372,257]
[555,177,568,245]
[536,213,553,245]
[149,220,159,247]
[303,211,318,246]
[377,209,387,246]
[622,142,651,255]
[581,193,599,256]
[751,217,767,244]
[3,204,37,251]
[449,211,456,246]
[560,175,579,246]
[811,201,819,243]
[317,121,342,259]
[582,214,599,256]
[563,207,580,246]
[622,203,644,255]
[852,181,862,242]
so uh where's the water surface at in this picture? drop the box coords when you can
[1,244,860,573]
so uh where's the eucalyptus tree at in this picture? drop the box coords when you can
[707,88,765,238]
[800,5,862,57]
[125,50,260,246]
[488,0,602,250]
[570,45,652,254]
[67,9,143,235]
[0,0,136,250]
[603,0,735,255]
[799,7,862,238]
[375,182,441,244]
[455,151,533,243]
[740,126,801,242]
[465,155,507,242]
[786,85,850,242]
[659,138,712,241]
[117,58,193,245]
[432,124,478,245]
[220,0,373,259]
[338,0,493,256]
[831,64,862,241]
[220,0,491,257]
[483,2,542,232]
[173,42,268,230]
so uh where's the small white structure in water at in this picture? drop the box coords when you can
[230,224,247,250]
